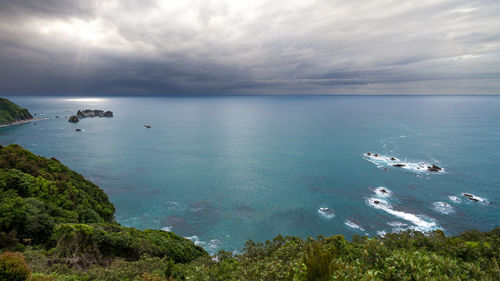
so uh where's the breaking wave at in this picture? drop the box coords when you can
[318,207,335,219]
[366,197,438,232]
[432,202,455,214]
[344,219,365,232]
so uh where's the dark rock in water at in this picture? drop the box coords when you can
[75,128,82,132]
[367,152,371,156]
[145,125,151,128]
[427,165,442,172]
[393,163,405,167]
[76,109,113,118]
[77,109,104,118]
[374,200,380,204]
[463,193,479,202]
[103,111,113,117]
[55,116,59,118]
[380,189,387,193]
[374,153,379,157]
[68,115,79,123]
[390,157,396,160]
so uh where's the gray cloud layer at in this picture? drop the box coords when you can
[0,0,499,95]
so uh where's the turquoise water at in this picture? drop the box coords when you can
[1,96,499,253]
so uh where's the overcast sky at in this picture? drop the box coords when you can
[0,0,499,95]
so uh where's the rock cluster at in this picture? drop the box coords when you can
[427,165,442,172]
[68,109,113,123]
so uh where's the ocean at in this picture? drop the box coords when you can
[1,95,499,253]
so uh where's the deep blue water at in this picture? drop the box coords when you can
[1,96,499,253]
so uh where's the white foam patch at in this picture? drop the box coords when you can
[377,230,387,237]
[373,186,392,198]
[185,236,222,253]
[161,226,173,232]
[366,198,438,232]
[448,196,461,203]
[345,219,365,232]
[432,202,455,214]
[318,207,335,219]
[461,193,491,204]
[363,153,445,174]
[387,221,409,232]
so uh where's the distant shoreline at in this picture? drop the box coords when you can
[0,118,43,128]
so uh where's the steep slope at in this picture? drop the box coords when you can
[0,144,206,266]
[0,98,33,125]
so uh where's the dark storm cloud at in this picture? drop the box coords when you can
[0,0,499,95]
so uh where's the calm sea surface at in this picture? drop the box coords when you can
[1,96,499,253]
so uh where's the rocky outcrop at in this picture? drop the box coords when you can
[69,109,113,123]
[77,109,106,118]
[427,165,442,172]
[393,164,405,167]
[68,115,79,123]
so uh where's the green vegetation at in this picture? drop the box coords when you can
[0,98,33,125]
[0,144,207,280]
[0,251,30,281]
[0,144,115,246]
[0,144,498,280]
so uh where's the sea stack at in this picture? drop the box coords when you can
[68,115,79,123]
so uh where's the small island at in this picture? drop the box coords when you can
[0,98,34,127]
[68,109,113,123]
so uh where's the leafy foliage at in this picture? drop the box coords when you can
[0,98,32,125]
[0,144,115,245]
[52,223,207,267]
[0,144,207,277]
[0,251,30,281]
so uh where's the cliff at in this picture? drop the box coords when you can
[0,144,206,269]
[0,98,33,125]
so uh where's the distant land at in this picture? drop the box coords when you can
[0,98,33,126]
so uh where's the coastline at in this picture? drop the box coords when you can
[0,117,43,128]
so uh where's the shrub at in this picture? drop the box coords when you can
[302,241,336,281]
[0,251,30,281]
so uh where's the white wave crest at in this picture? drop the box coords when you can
[185,236,222,253]
[432,202,455,214]
[373,186,392,198]
[366,198,438,232]
[345,219,365,231]
[318,207,335,219]
[161,226,173,232]
[387,221,409,232]
[448,196,461,203]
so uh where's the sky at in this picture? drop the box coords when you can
[0,0,499,96]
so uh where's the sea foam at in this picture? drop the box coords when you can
[344,219,365,232]
[432,202,455,214]
[186,236,222,253]
[366,198,438,232]
[373,186,392,198]
[461,193,490,204]
[318,207,335,219]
